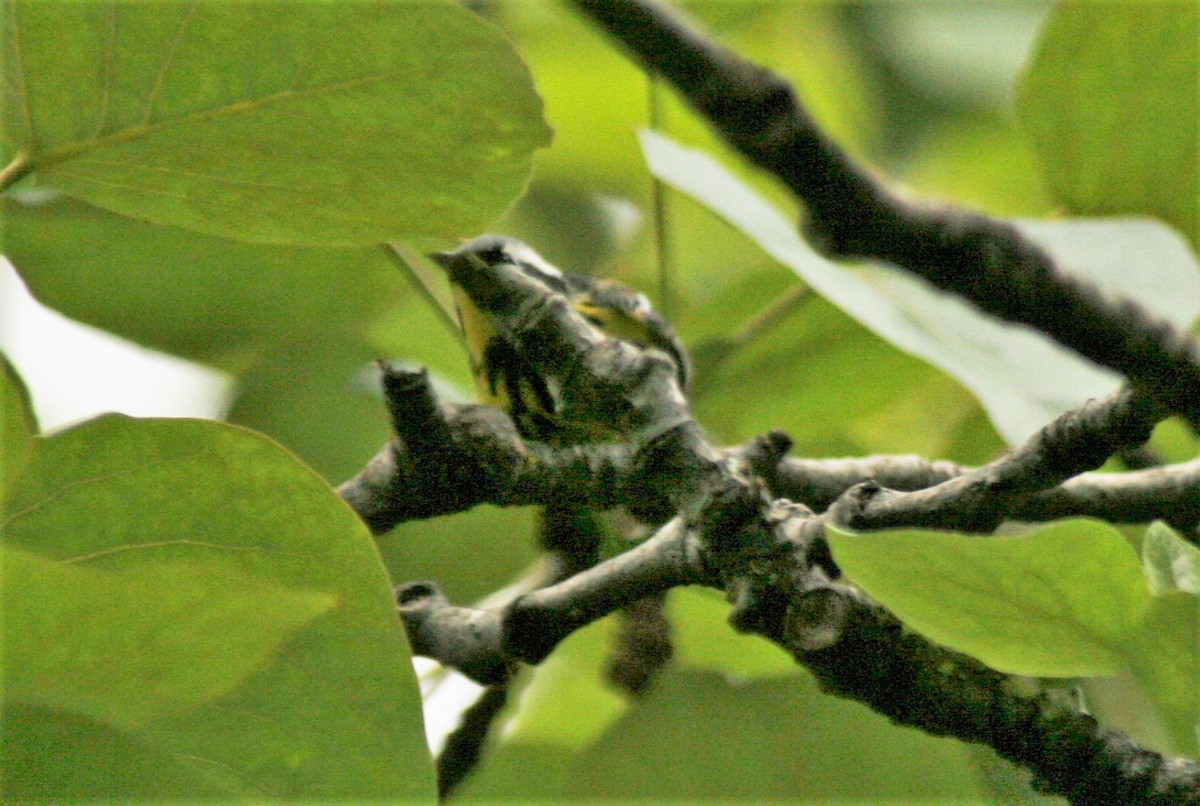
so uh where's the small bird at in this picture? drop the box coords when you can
[430,234,689,443]
[432,236,686,692]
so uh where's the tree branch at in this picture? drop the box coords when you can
[340,375,1195,537]
[569,0,1200,431]
[769,453,1200,534]
[828,386,1168,532]
[388,475,1200,805]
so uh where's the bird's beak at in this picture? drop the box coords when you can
[427,251,457,271]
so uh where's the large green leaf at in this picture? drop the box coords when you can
[1,194,407,364]
[641,130,1200,446]
[1,1,551,245]
[3,705,227,800]
[2,415,433,800]
[828,520,1153,677]
[1017,2,1199,247]
[3,545,334,731]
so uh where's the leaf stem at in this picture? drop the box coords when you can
[384,243,464,345]
[0,151,34,193]
[648,74,674,321]
[692,281,813,397]
[728,282,813,350]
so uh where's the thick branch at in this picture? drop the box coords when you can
[340,373,1199,536]
[571,0,1200,430]
[1022,458,1200,532]
[783,573,1200,806]
[392,475,1200,805]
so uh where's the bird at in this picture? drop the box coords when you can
[430,235,687,697]
[429,234,690,444]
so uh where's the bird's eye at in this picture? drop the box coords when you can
[479,247,508,265]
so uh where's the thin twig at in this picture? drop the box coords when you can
[692,281,813,395]
[648,75,675,322]
[385,242,463,343]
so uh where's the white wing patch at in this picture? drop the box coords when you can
[505,241,564,280]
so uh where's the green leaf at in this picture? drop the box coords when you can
[1131,522,1200,754]
[685,256,998,460]
[455,742,576,801]
[669,587,797,679]
[571,669,982,800]
[2,1,551,245]
[641,130,1200,445]
[827,520,1154,677]
[1,350,37,500]
[3,704,227,800]
[1,194,407,364]
[379,504,539,605]
[224,345,395,483]
[1124,592,1200,756]
[1143,520,1200,595]
[3,545,335,731]
[501,617,628,750]
[1017,2,1199,247]
[901,118,1054,217]
[2,415,433,800]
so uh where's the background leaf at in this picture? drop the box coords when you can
[1143,521,1200,595]
[462,634,984,801]
[641,130,1200,445]
[1,194,406,366]
[1129,522,1200,754]
[1124,592,1200,757]
[827,520,1153,677]
[2,415,433,800]
[669,586,798,679]
[1,350,36,498]
[569,669,983,800]
[1,1,551,245]
[1017,2,1199,248]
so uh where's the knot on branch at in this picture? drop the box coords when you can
[741,429,794,486]
[394,581,511,685]
[382,365,527,518]
[624,421,716,523]
[697,478,825,641]
[824,479,887,529]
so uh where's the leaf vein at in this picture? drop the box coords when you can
[2,451,216,529]
[33,66,414,174]
[6,0,35,148]
[91,1,119,139]
[142,4,198,126]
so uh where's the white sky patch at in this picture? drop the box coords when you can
[0,259,233,432]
